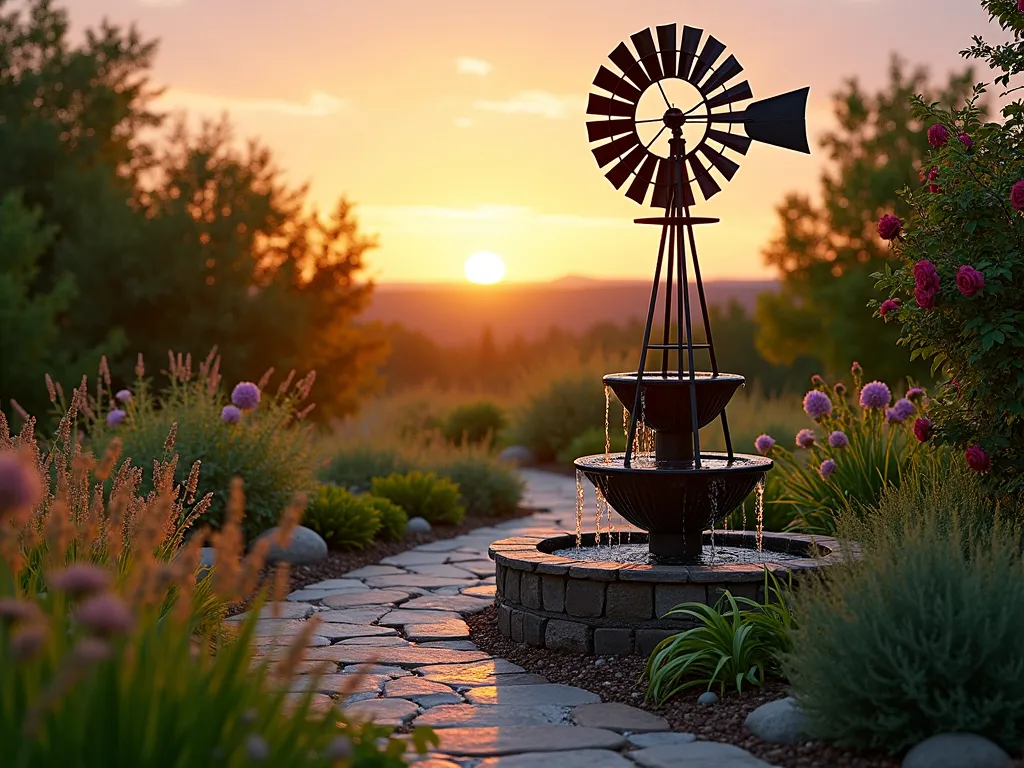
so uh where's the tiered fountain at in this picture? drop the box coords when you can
[491,23,846,655]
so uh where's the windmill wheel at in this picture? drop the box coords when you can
[587,24,811,208]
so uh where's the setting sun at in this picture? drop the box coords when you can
[464,250,506,284]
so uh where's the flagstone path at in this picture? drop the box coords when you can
[240,469,777,767]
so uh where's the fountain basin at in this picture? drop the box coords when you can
[576,452,772,562]
[604,371,745,434]
[490,530,845,656]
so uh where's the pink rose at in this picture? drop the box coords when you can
[1012,180,1024,213]
[965,445,991,473]
[912,260,940,310]
[957,133,973,151]
[955,265,985,296]
[879,298,901,318]
[927,124,950,148]
[877,214,903,241]
[913,418,932,443]
[927,167,940,194]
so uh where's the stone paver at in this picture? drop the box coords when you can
[262,470,774,768]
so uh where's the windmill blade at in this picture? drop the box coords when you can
[700,54,743,94]
[742,87,811,154]
[678,26,703,81]
[630,28,663,82]
[706,80,753,110]
[688,36,725,85]
[609,42,651,90]
[592,132,640,167]
[587,93,635,119]
[586,118,635,142]
[699,143,741,180]
[592,66,642,104]
[688,155,722,201]
[606,145,648,189]
[708,128,752,155]
[656,24,677,81]
[625,154,659,204]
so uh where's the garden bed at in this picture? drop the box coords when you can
[467,605,900,768]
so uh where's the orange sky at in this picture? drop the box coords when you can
[75,0,1000,283]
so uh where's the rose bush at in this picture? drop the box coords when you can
[873,0,1024,493]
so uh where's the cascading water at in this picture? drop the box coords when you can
[575,469,585,549]
[755,478,766,553]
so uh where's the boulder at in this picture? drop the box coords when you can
[902,734,1012,768]
[255,525,327,565]
[498,445,535,466]
[407,517,432,534]
[697,691,718,706]
[743,696,811,744]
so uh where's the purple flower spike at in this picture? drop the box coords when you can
[754,434,776,455]
[859,381,892,410]
[231,382,261,411]
[828,430,848,448]
[803,390,833,420]
[221,405,242,424]
[106,409,127,426]
[819,458,836,479]
[887,397,916,423]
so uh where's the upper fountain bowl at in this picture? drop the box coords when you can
[604,372,745,433]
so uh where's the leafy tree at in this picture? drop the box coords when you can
[755,56,977,384]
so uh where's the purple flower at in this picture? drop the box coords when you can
[49,564,113,596]
[231,382,261,411]
[965,445,991,473]
[927,124,950,148]
[106,409,127,426]
[74,592,133,636]
[819,459,836,479]
[956,265,985,296]
[886,397,916,423]
[828,430,848,448]
[957,133,974,151]
[803,390,833,420]
[114,389,132,403]
[796,429,816,449]
[914,418,933,443]
[906,387,926,402]
[913,260,940,311]
[879,299,901,318]
[0,453,42,518]
[754,434,776,455]
[877,214,903,241]
[221,405,243,424]
[859,381,892,410]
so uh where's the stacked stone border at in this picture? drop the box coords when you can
[489,531,845,656]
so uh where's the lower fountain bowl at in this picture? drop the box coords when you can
[489,530,848,656]
[575,452,772,562]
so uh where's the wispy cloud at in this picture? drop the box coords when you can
[456,57,493,76]
[473,91,584,120]
[158,89,348,118]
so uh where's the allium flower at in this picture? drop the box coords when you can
[49,564,113,596]
[74,637,113,663]
[754,434,776,455]
[927,123,950,148]
[956,265,985,296]
[877,214,903,241]
[245,735,270,761]
[0,597,41,623]
[74,593,133,636]
[0,453,42,518]
[834,382,847,396]
[795,429,816,449]
[114,389,132,403]
[906,387,926,402]
[221,405,243,424]
[10,624,48,661]
[803,390,833,420]
[913,259,940,310]
[325,737,353,760]
[879,298,901,318]
[886,397,916,424]
[819,459,836,479]
[913,418,933,443]
[828,430,848,448]
[927,166,940,194]
[231,382,261,411]
[965,445,991,473]
[957,133,974,151]
[106,409,127,426]
[1012,180,1024,213]
[859,381,891,410]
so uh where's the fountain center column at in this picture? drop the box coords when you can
[654,430,694,465]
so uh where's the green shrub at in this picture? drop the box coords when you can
[786,496,1024,753]
[644,572,794,701]
[304,485,382,550]
[513,373,622,464]
[556,424,626,465]
[442,401,507,446]
[319,445,413,492]
[434,456,524,517]
[371,471,465,526]
[365,495,408,541]
[86,351,317,540]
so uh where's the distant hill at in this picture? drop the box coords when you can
[365,278,778,345]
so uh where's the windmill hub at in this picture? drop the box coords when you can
[662,106,685,132]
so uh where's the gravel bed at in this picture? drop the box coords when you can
[467,605,900,768]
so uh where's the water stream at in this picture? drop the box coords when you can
[575,469,585,549]
[755,478,766,553]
